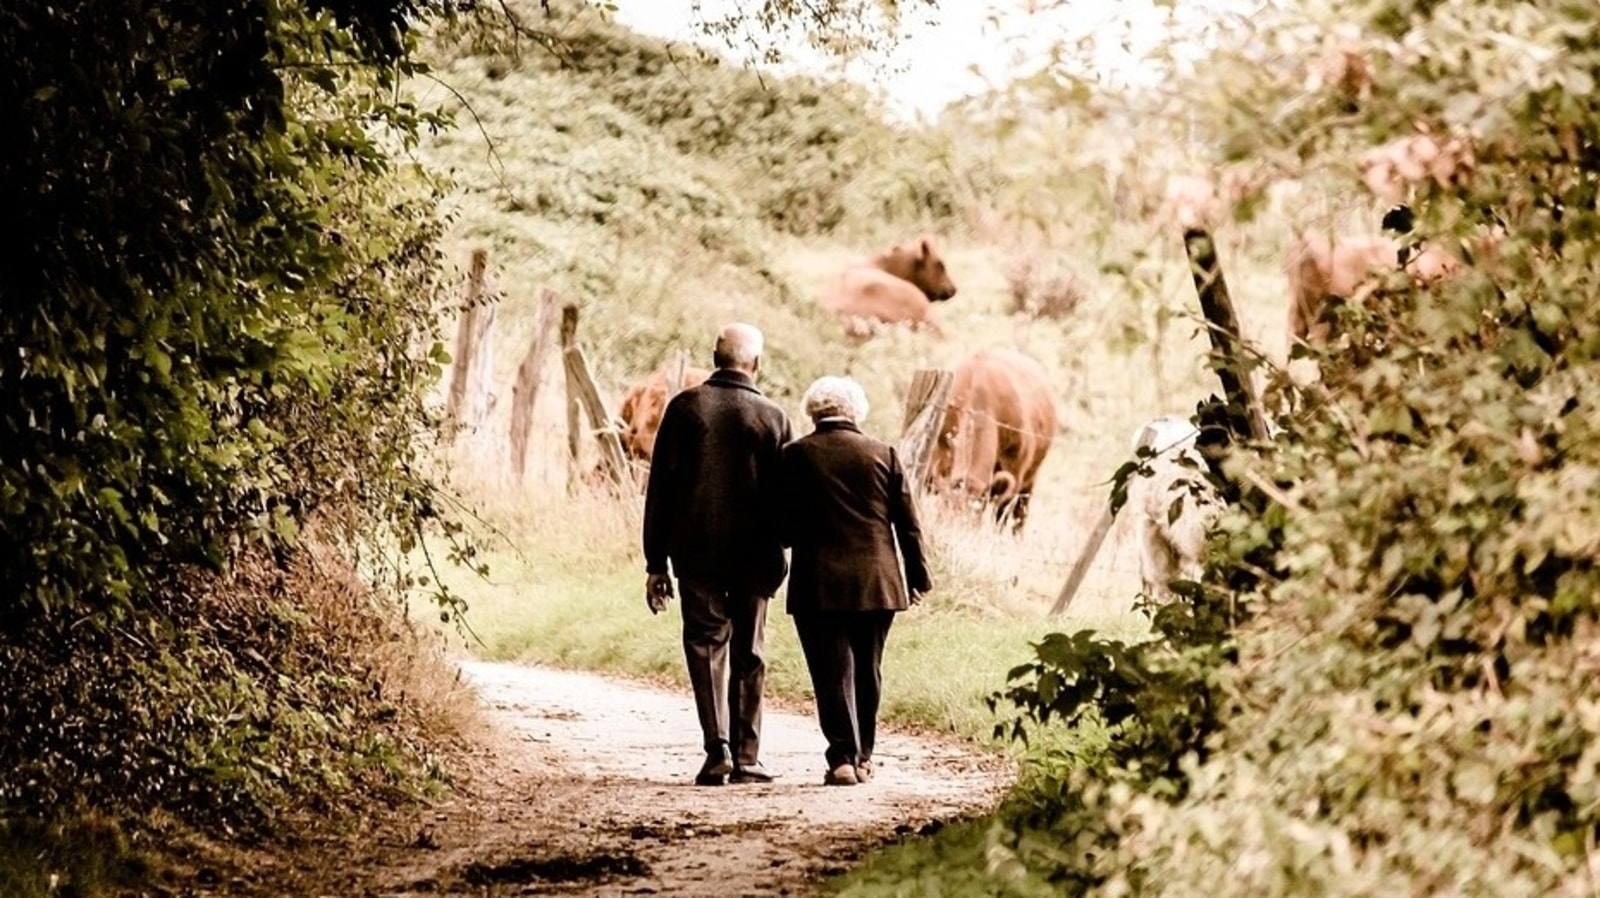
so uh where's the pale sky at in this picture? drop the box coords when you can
[605,0,1263,120]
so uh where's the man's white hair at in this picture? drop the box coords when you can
[714,322,764,370]
[802,375,870,423]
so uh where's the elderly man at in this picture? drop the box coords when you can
[642,323,794,786]
[779,376,930,786]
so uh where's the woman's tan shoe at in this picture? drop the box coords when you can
[823,763,859,786]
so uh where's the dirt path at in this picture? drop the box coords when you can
[282,660,1013,897]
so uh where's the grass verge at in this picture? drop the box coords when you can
[437,479,1149,744]
[827,815,1068,898]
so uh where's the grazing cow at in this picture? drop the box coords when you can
[616,362,712,464]
[821,235,957,339]
[926,347,1058,531]
[1286,233,1459,346]
[1126,416,1224,603]
[1358,131,1475,206]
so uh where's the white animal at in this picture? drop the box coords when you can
[1126,416,1224,602]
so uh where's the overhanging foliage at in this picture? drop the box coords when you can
[0,0,472,828]
[987,2,1600,894]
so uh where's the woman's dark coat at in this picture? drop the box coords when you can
[779,419,931,613]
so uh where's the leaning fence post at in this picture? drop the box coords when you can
[1183,228,1270,442]
[1049,426,1161,617]
[563,345,629,489]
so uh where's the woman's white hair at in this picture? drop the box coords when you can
[802,375,870,423]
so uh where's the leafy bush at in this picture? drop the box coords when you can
[2,0,458,620]
[1003,251,1090,320]
[982,1,1600,894]
[0,813,150,898]
[1,0,471,842]
[0,542,459,829]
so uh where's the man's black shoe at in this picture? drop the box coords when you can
[730,763,777,784]
[695,745,733,786]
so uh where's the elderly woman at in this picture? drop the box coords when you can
[780,376,931,786]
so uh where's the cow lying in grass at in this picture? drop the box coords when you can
[821,235,957,339]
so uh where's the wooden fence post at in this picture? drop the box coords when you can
[563,345,629,489]
[445,248,496,436]
[508,288,559,482]
[556,302,628,490]
[1183,228,1270,442]
[560,304,582,489]
[468,276,498,428]
[897,369,954,491]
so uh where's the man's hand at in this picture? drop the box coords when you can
[646,573,675,615]
[909,588,927,607]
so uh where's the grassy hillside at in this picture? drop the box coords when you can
[412,0,972,400]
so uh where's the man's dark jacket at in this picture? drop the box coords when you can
[778,419,931,613]
[642,369,794,595]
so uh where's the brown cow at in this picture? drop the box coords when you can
[1358,131,1475,206]
[821,236,957,339]
[1286,233,1460,346]
[926,347,1058,531]
[616,362,712,464]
